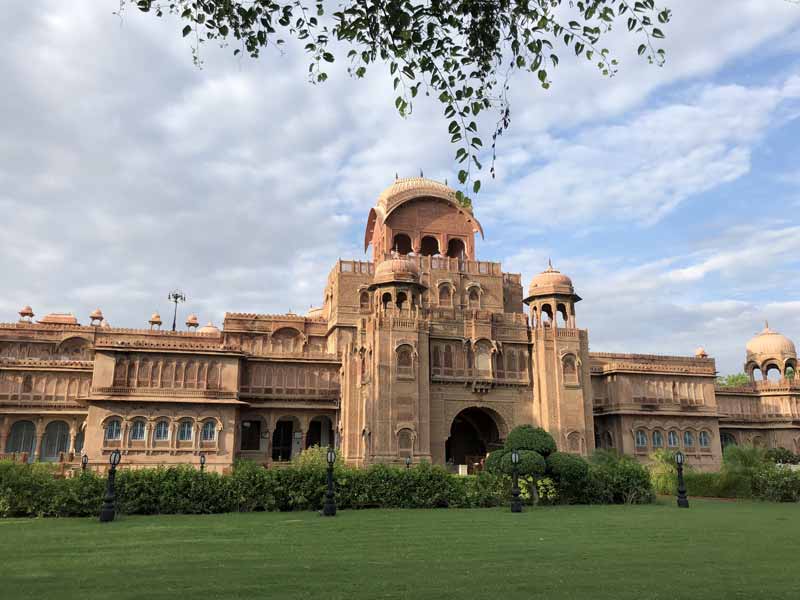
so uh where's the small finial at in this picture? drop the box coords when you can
[395,172,398,180]
[548,257,553,269]
[420,169,424,177]
[445,178,448,186]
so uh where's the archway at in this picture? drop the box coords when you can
[393,233,412,255]
[5,420,36,460]
[306,416,334,449]
[420,236,439,256]
[445,407,504,466]
[446,238,466,258]
[272,416,301,461]
[41,420,70,461]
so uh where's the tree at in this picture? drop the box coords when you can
[716,373,750,388]
[121,0,672,204]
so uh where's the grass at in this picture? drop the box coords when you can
[1,499,798,600]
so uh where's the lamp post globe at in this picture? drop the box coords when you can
[510,449,522,513]
[99,450,122,522]
[405,456,412,469]
[675,450,689,508]
[81,453,89,474]
[322,446,337,517]
[199,453,206,473]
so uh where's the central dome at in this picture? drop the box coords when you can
[746,323,796,359]
[377,177,462,212]
[371,254,422,288]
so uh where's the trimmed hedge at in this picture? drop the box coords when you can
[0,459,511,518]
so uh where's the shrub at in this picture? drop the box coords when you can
[505,426,557,457]
[765,447,800,465]
[546,452,589,503]
[499,449,546,477]
[753,465,800,502]
[723,445,767,475]
[483,449,507,474]
[588,454,654,504]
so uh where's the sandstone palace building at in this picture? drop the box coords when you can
[2,178,799,472]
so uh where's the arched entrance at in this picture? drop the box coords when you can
[5,420,36,461]
[445,407,504,466]
[41,420,70,461]
[306,416,334,449]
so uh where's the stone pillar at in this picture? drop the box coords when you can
[0,416,9,453]
[33,427,45,462]
[68,422,77,455]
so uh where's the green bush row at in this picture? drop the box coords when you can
[0,459,509,518]
[648,445,800,502]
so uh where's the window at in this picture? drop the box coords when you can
[130,421,146,441]
[699,431,711,448]
[438,285,451,306]
[201,421,216,442]
[635,430,647,449]
[105,419,121,441]
[468,289,479,309]
[683,431,695,447]
[178,421,193,442]
[154,421,169,441]
[397,345,414,378]
[668,431,679,448]
[652,431,664,448]
[359,291,370,310]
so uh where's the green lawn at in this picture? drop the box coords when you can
[1,499,798,599]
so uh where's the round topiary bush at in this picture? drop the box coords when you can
[546,451,589,482]
[505,425,557,457]
[484,449,507,474]
[499,449,546,476]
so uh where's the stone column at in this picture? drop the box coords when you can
[68,421,77,456]
[33,427,45,462]
[0,416,9,453]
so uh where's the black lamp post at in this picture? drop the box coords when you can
[322,446,337,517]
[199,453,206,473]
[405,456,412,469]
[510,449,522,513]
[81,453,89,474]
[167,290,186,332]
[99,449,121,522]
[675,450,689,508]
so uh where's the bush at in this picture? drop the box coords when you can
[505,426,557,457]
[546,452,590,503]
[753,465,800,502]
[723,445,767,475]
[483,449,507,474]
[499,450,546,477]
[588,454,655,504]
[765,447,800,465]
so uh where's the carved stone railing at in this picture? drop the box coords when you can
[92,386,237,399]
[0,358,94,369]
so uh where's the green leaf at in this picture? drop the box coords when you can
[182,24,192,38]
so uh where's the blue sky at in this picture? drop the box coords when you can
[1,1,798,375]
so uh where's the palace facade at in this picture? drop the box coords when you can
[1,178,798,472]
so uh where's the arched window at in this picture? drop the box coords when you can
[438,285,451,306]
[765,364,782,382]
[129,420,146,442]
[420,236,439,256]
[154,420,170,442]
[668,431,679,448]
[396,291,408,310]
[562,355,578,385]
[178,421,193,442]
[359,291,370,310]
[5,420,36,455]
[683,431,695,448]
[397,345,413,378]
[468,289,480,309]
[635,430,647,449]
[201,421,217,442]
[699,431,711,448]
[74,429,85,453]
[720,432,736,448]
[105,419,121,441]
[446,238,466,258]
[567,432,581,453]
[382,292,392,310]
[398,428,413,458]
[393,233,412,255]
[474,341,492,377]
[652,431,664,448]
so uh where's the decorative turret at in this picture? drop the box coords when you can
[197,322,221,336]
[89,308,104,326]
[695,347,708,358]
[149,312,162,330]
[745,322,797,381]
[18,305,34,322]
[185,314,199,331]
[523,260,581,329]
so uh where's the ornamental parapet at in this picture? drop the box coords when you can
[0,358,94,369]
[91,386,238,400]
[715,380,800,394]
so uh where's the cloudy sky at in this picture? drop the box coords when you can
[1,1,799,375]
